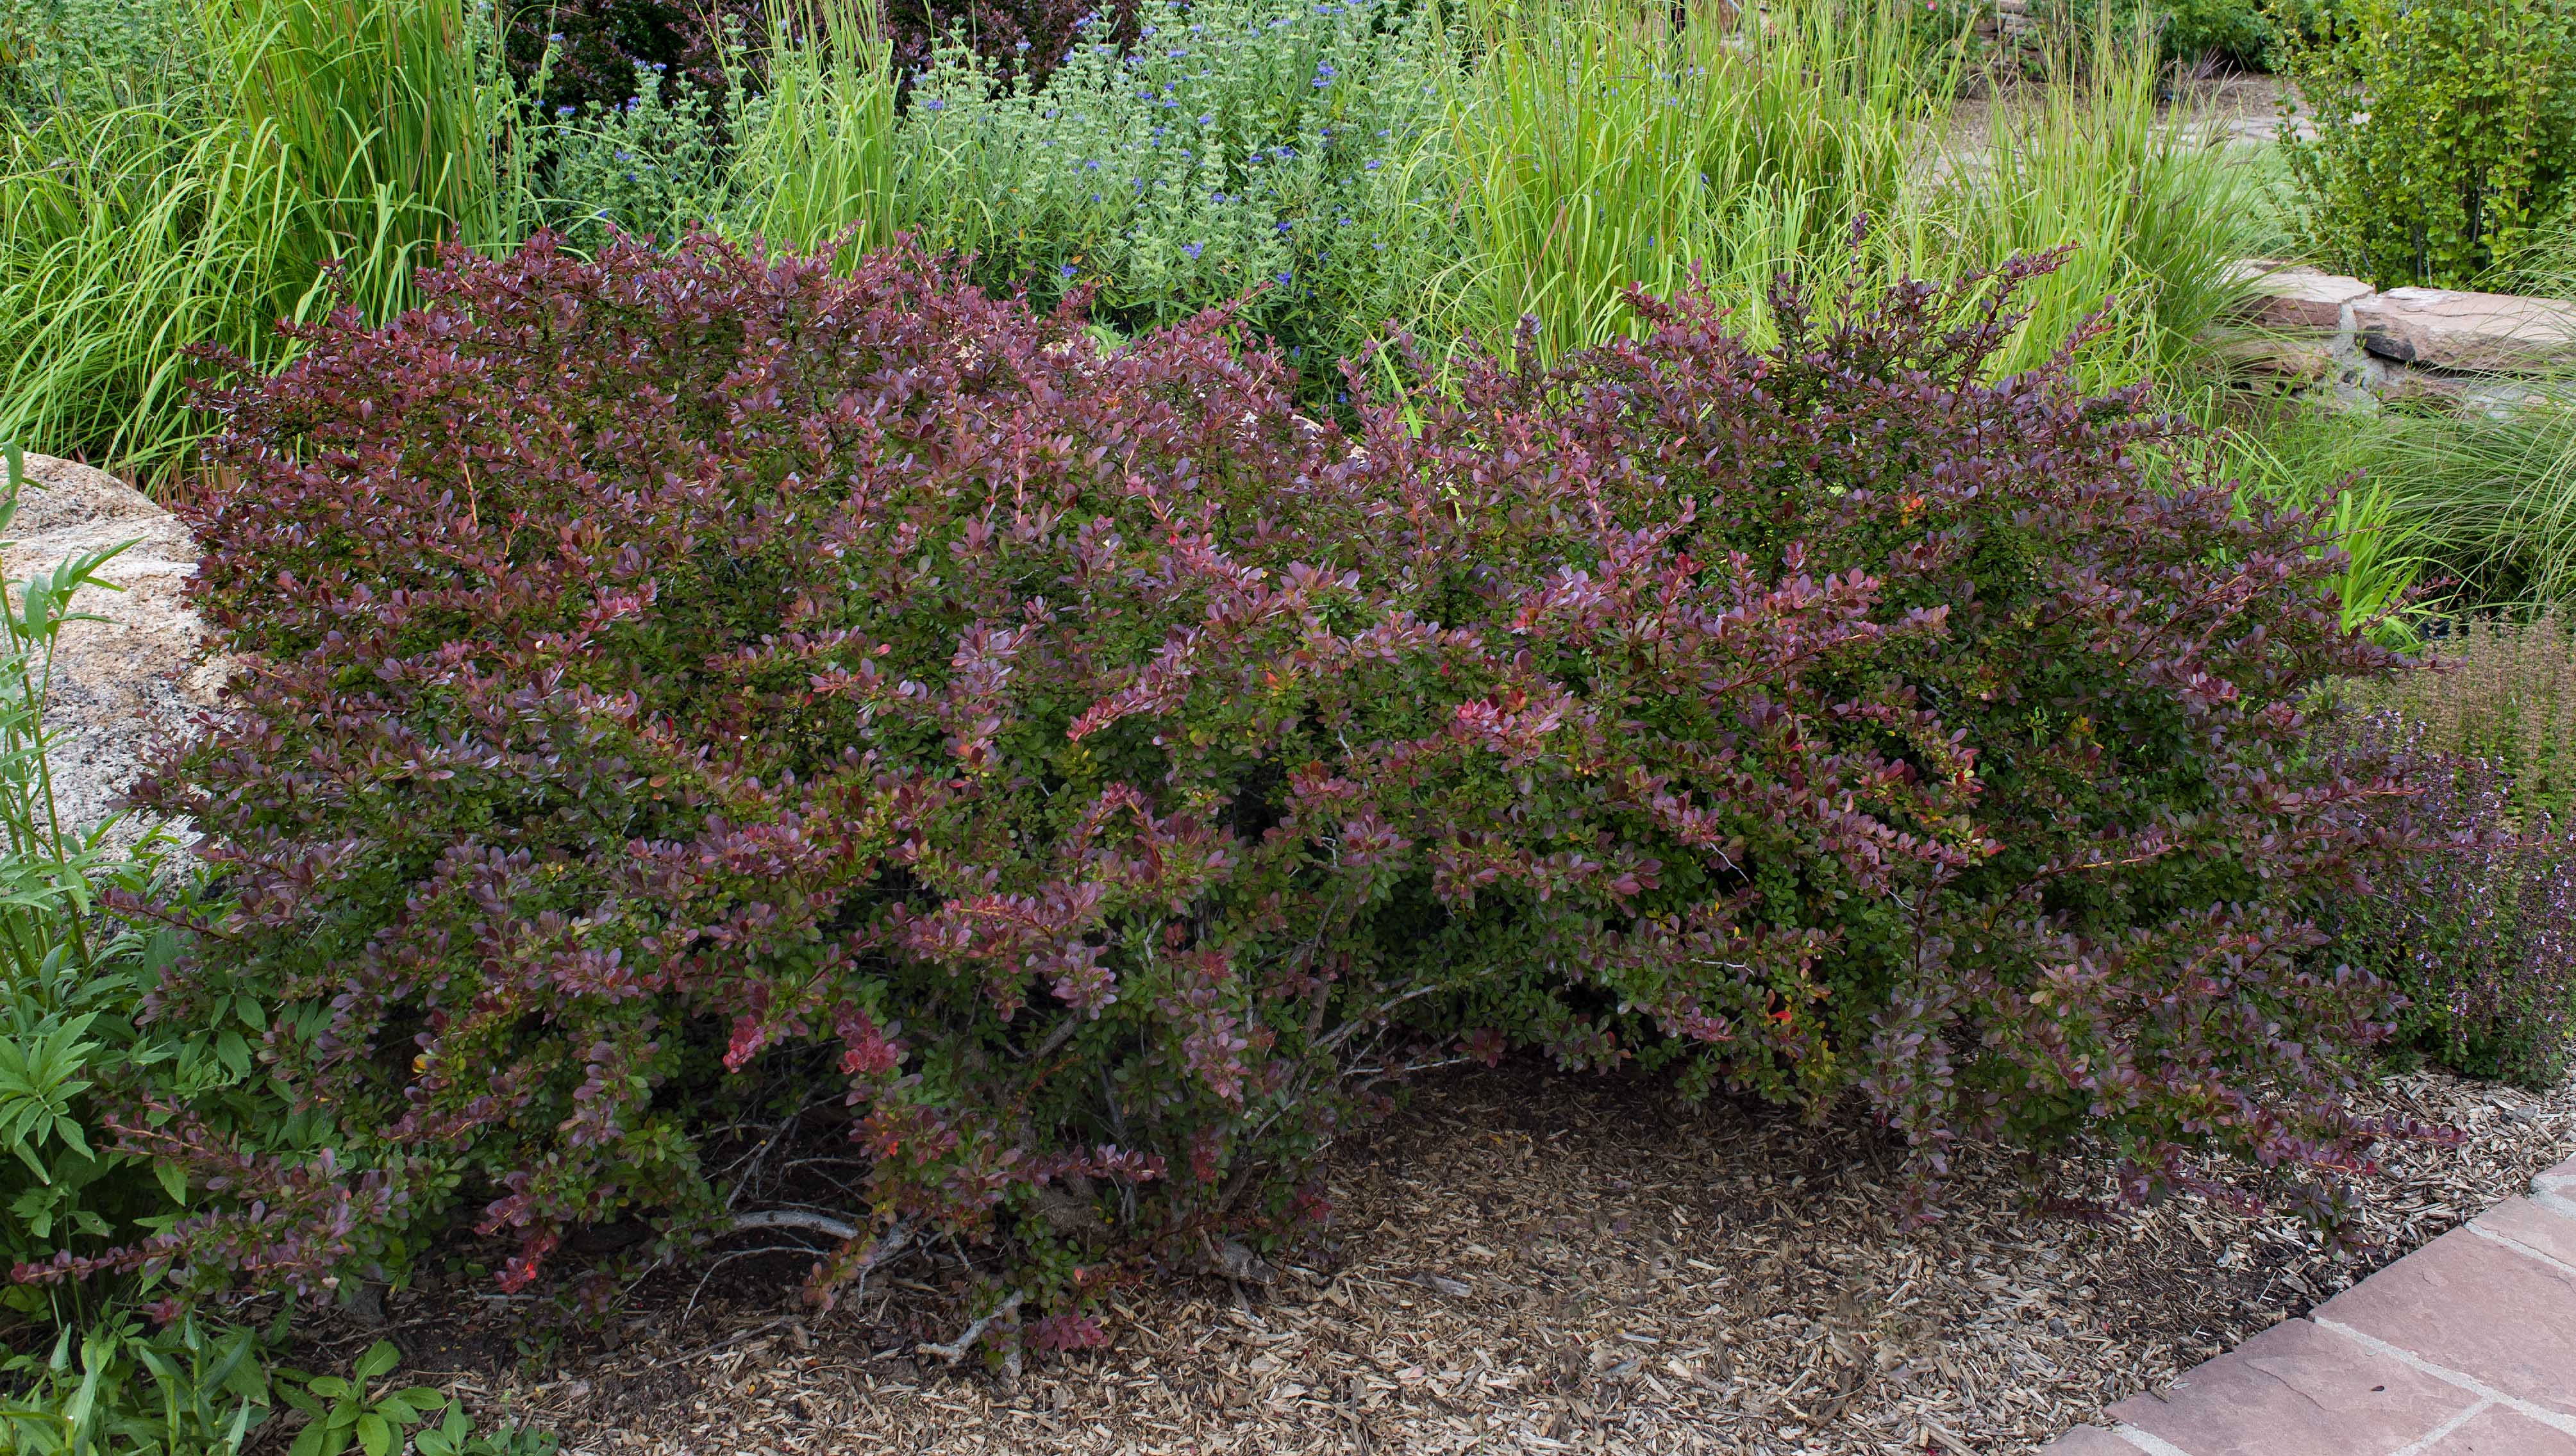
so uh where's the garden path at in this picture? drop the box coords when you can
[2041,1153,2576,1456]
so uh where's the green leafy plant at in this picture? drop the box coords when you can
[0,1312,275,1455]
[276,1342,442,1456]
[409,1400,555,1456]
[2279,0,2576,290]
[0,439,289,1452]
[2159,0,2277,64]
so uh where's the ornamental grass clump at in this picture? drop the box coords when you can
[125,234,2410,1323]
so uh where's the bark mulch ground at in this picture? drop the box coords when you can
[359,1058,2576,1456]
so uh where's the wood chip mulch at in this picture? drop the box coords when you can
[378,1058,2576,1456]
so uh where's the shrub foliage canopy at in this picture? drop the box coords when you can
[131,235,2407,1312]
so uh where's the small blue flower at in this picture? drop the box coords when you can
[651,61,666,72]
[1183,242,1203,257]
[547,31,564,42]
[1198,113,1214,125]
[1276,272,1293,285]
[924,97,945,110]
[1141,23,1157,35]
[1085,159,1103,170]
[1364,160,1381,170]
[556,105,575,117]
[1061,264,1078,278]
[1277,221,1292,232]
[1169,48,1187,56]
[1017,40,1030,50]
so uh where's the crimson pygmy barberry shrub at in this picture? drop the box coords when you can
[135,236,2407,1313]
[1309,260,2415,1214]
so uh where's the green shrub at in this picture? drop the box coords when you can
[2279,0,2576,290]
[2161,0,2271,62]
[2020,0,2289,70]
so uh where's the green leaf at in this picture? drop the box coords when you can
[382,1387,446,1420]
[355,1410,391,1456]
[353,1340,399,1382]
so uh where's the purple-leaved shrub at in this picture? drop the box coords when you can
[2327,630,2576,1088]
[113,235,2415,1318]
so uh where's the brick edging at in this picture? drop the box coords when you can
[2040,1153,2576,1455]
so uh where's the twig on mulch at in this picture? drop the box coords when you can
[917,1290,1026,1366]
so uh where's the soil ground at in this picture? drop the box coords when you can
[321,1057,2576,1456]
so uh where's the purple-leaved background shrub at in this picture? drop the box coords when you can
[506,0,1125,117]
[117,235,2414,1319]
[2332,737,2576,1086]
[2327,619,2576,1088]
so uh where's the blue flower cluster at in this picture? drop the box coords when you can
[894,0,1452,370]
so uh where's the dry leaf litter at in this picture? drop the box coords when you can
[343,1059,2575,1456]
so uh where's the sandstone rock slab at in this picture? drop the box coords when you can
[2104,1318,2474,1456]
[2479,1197,2576,1271]
[2421,1406,2576,1456]
[2315,1227,2576,1419]
[4,453,226,842]
[2224,260,2377,331]
[2205,328,2336,385]
[2355,287,2576,372]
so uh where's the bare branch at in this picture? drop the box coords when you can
[917,1289,1028,1365]
[729,1209,863,1241]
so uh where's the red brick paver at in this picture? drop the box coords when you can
[2040,1160,2576,1456]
